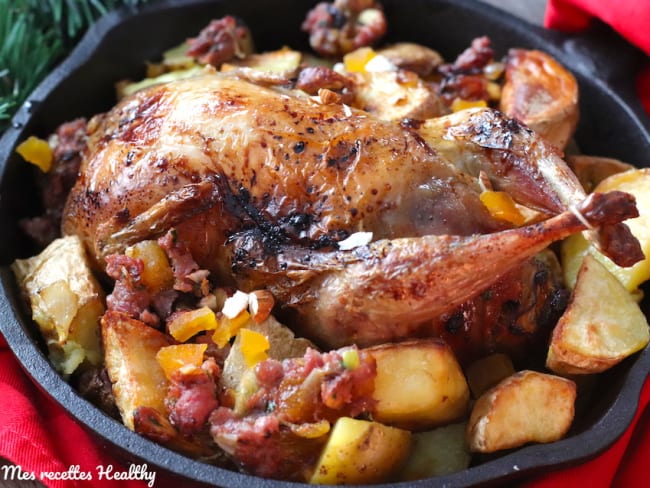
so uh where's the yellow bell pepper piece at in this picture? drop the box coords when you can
[16,136,53,172]
[343,47,376,73]
[239,328,270,368]
[168,306,218,342]
[212,310,251,348]
[156,343,208,379]
[451,98,488,112]
[480,190,526,226]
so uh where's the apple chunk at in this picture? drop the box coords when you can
[309,417,411,484]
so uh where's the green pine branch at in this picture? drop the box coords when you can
[0,0,153,132]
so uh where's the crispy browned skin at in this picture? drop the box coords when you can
[64,73,506,270]
[62,73,641,351]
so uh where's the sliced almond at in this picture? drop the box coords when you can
[221,290,250,319]
[248,289,275,323]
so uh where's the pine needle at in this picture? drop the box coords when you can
[0,0,153,131]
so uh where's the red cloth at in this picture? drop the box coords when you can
[0,334,147,487]
[1,2,650,487]
[545,0,650,119]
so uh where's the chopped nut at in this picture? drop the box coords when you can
[249,290,275,323]
[318,88,342,104]
[222,290,250,318]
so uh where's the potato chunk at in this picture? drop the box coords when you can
[368,340,470,430]
[12,235,105,375]
[102,311,172,430]
[377,42,443,77]
[351,70,447,121]
[222,47,302,76]
[309,417,411,484]
[547,254,650,374]
[466,370,576,453]
[566,155,634,193]
[399,422,470,481]
[465,353,515,398]
[500,49,578,149]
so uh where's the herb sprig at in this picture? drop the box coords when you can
[0,0,152,132]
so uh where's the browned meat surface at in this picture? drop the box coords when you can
[62,72,641,351]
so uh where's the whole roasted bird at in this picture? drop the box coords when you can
[62,72,642,359]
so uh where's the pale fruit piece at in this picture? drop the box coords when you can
[400,422,471,480]
[309,417,411,484]
[465,353,515,398]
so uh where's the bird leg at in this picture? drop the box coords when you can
[417,107,644,267]
[231,191,638,348]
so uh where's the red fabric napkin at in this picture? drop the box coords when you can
[2,1,650,487]
[545,0,650,115]
[0,334,150,488]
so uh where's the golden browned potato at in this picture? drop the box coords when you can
[367,340,470,430]
[102,311,172,430]
[12,235,105,375]
[309,417,411,485]
[399,422,471,481]
[351,70,448,121]
[466,370,576,453]
[500,49,578,150]
[117,65,207,99]
[221,47,302,76]
[547,254,650,375]
[566,155,635,193]
[465,353,515,398]
[377,42,443,77]
[146,41,197,78]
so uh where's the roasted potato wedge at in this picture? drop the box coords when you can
[221,47,302,76]
[562,168,650,291]
[467,370,576,453]
[377,42,443,77]
[102,311,172,430]
[117,65,207,99]
[12,235,105,375]
[368,340,470,430]
[547,254,650,374]
[566,155,635,193]
[500,49,578,149]
[309,417,411,485]
[351,70,448,121]
[399,422,470,481]
[146,41,197,77]
[465,353,515,398]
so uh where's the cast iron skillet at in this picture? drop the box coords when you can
[1,0,649,486]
